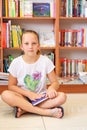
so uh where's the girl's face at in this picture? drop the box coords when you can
[21,33,40,57]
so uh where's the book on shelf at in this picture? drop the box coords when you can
[0,72,9,80]
[39,31,55,47]
[0,80,8,85]
[15,0,19,17]
[59,29,85,47]
[78,72,87,84]
[60,58,87,77]
[60,0,86,17]
[8,0,16,17]
[3,0,55,17]
[33,3,50,17]
[24,0,33,17]
[60,0,66,16]
[50,1,55,17]
[11,25,22,48]
[11,25,19,47]
[0,72,9,85]
[2,23,7,48]
[3,58,9,73]
[19,0,33,17]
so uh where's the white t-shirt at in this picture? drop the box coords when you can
[8,55,55,93]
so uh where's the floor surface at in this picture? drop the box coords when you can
[0,94,87,130]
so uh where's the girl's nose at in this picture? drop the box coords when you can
[28,43,33,48]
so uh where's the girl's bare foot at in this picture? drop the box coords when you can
[50,107,64,118]
[14,107,27,118]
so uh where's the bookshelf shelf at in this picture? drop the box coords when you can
[60,17,87,20]
[3,17,56,20]
[59,84,87,93]
[3,46,55,51]
[59,47,87,50]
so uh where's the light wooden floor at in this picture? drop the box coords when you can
[0,94,87,130]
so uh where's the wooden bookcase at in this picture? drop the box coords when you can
[58,0,87,93]
[0,1,3,72]
[0,0,87,94]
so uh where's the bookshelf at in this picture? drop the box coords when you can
[0,0,87,93]
[58,0,87,92]
[0,1,3,72]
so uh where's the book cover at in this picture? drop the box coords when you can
[33,3,50,17]
[31,95,48,106]
[39,31,55,47]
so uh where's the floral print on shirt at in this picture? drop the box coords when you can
[24,71,41,91]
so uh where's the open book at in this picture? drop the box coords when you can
[31,95,48,106]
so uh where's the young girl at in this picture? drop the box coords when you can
[1,30,67,118]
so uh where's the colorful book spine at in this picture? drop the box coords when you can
[15,0,19,17]
[20,0,24,17]
[50,1,55,17]
[11,25,19,47]
[60,0,66,16]
[2,23,7,48]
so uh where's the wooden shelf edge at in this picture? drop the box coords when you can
[59,84,87,93]
[0,85,8,94]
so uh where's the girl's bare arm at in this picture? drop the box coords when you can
[46,70,59,98]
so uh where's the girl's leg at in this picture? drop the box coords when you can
[1,90,66,118]
[15,91,66,118]
[38,92,67,108]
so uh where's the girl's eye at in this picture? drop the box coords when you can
[24,42,37,45]
[24,42,29,45]
[32,42,37,45]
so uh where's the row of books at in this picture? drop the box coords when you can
[60,0,87,17]
[2,20,55,48]
[59,28,87,47]
[60,58,87,77]
[2,21,23,48]
[2,0,55,17]
[3,55,14,73]
[0,72,9,85]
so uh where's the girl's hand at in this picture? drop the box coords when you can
[27,91,44,101]
[46,87,58,99]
